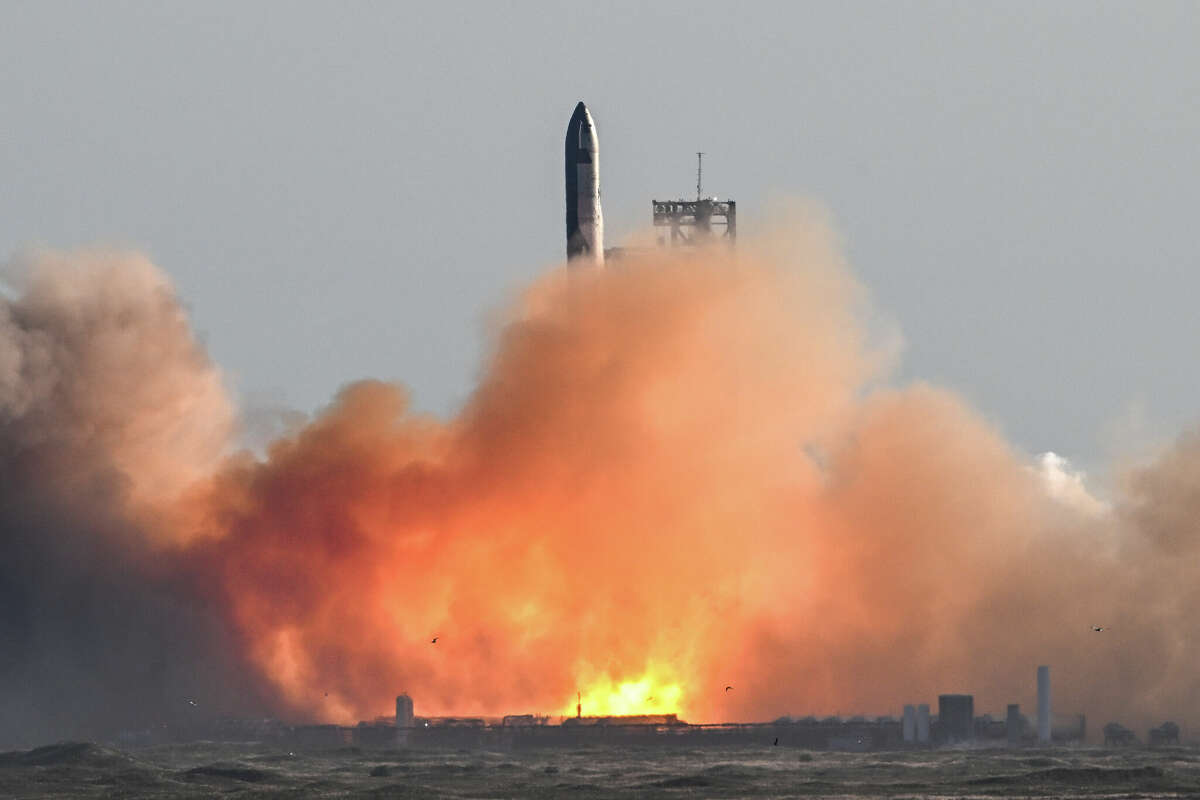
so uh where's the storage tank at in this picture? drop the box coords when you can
[395,694,414,728]
[916,704,930,743]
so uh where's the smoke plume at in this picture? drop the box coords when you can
[3,220,1199,747]
[0,249,273,747]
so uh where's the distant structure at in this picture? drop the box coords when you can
[1058,713,1086,744]
[1037,666,1051,744]
[653,153,736,247]
[902,705,916,743]
[916,704,930,744]
[1104,721,1137,746]
[502,714,550,727]
[562,714,683,727]
[938,695,975,744]
[1006,704,1024,745]
[1149,721,1180,747]
[129,683,1101,752]
[395,694,414,729]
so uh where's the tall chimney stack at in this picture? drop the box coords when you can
[1037,666,1051,744]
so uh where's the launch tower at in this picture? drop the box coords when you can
[653,153,736,246]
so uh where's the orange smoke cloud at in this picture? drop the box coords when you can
[195,222,877,723]
[187,218,1200,731]
[5,222,1199,747]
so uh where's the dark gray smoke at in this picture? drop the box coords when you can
[0,249,273,748]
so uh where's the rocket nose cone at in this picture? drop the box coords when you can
[571,102,596,132]
[568,102,598,152]
[566,101,598,160]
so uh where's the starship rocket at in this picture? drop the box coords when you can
[565,101,604,264]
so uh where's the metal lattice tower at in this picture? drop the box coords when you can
[653,153,736,247]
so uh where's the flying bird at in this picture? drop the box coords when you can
[1092,626,1107,632]
[431,636,439,644]
[725,686,733,693]
[187,699,197,707]
[773,737,779,746]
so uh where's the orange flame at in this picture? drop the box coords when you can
[569,672,685,718]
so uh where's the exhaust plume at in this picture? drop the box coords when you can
[3,218,1200,746]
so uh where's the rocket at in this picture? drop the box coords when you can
[565,101,604,264]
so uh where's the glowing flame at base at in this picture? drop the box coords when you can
[568,670,684,717]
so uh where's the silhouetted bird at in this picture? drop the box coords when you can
[773,737,779,746]
[431,637,439,644]
[725,686,733,692]
[1092,626,1107,632]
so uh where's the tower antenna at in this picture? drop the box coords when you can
[696,152,704,200]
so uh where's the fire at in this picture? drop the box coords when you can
[568,670,685,717]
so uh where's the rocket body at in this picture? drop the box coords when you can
[565,102,604,264]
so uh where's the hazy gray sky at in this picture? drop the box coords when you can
[2,2,1197,472]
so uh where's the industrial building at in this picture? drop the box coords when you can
[298,668,1089,751]
[113,664,1131,751]
[938,695,975,744]
[1007,704,1024,744]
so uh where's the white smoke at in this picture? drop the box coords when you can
[1034,451,1110,518]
